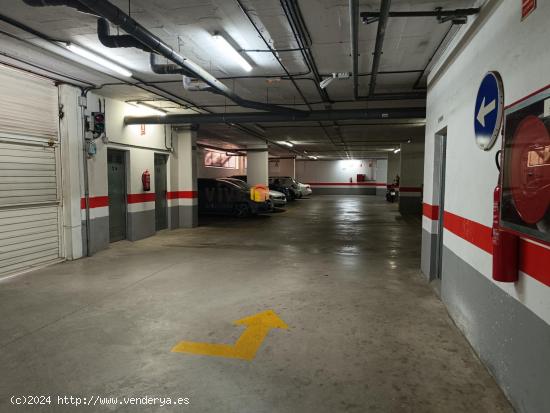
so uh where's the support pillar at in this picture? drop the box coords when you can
[246,144,269,186]
[58,85,84,259]
[169,127,198,228]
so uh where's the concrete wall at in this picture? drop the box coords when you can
[269,158,295,178]
[399,143,424,215]
[422,1,550,411]
[295,159,387,195]
[386,151,400,184]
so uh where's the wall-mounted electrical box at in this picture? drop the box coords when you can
[500,87,550,243]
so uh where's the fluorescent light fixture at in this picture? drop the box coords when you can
[212,33,252,72]
[394,148,401,154]
[282,141,294,147]
[308,155,318,160]
[66,43,132,78]
[133,102,167,117]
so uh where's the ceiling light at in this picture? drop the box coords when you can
[282,141,294,147]
[66,43,132,78]
[212,33,252,72]
[308,155,318,160]
[132,102,167,117]
[394,148,401,154]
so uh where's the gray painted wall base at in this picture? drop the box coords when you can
[442,246,550,413]
[81,217,109,255]
[127,210,155,241]
[312,188,378,195]
[421,229,438,281]
[169,205,198,228]
[399,196,422,215]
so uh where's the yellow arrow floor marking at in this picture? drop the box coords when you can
[171,310,288,361]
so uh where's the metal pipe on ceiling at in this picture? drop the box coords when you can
[97,18,151,52]
[368,0,391,97]
[360,8,480,22]
[280,0,330,103]
[124,108,426,125]
[349,0,359,99]
[26,0,303,115]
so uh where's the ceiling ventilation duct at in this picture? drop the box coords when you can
[97,18,151,52]
[124,107,426,125]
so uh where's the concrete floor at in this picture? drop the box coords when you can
[0,196,513,412]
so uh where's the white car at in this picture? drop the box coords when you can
[297,182,312,197]
[269,190,287,207]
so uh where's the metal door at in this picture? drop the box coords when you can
[0,140,61,277]
[434,132,447,280]
[107,149,127,242]
[154,154,168,230]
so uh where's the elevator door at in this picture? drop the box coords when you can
[108,149,127,242]
[155,154,168,231]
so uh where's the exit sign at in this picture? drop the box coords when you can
[522,0,536,20]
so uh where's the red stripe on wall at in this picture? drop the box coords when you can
[441,211,550,287]
[127,193,156,203]
[519,241,550,287]
[167,191,198,199]
[443,211,493,254]
[80,196,109,209]
[307,182,386,186]
[422,203,439,220]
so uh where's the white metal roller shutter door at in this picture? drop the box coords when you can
[0,65,62,277]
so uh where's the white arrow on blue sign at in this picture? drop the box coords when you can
[474,71,504,150]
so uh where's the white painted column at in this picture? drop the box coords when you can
[170,127,198,228]
[247,144,269,186]
[58,85,84,260]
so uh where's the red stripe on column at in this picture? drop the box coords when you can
[519,240,550,287]
[127,193,156,203]
[167,191,198,199]
[80,196,109,209]
[443,211,493,254]
[423,203,439,220]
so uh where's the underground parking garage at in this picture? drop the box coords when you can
[0,0,549,412]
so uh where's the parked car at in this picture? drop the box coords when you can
[297,182,312,197]
[197,178,272,217]
[229,176,287,207]
[268,176,301,200]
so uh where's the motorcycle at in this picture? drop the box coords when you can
[386,184,397,203]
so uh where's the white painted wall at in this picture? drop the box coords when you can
[295,159,384,183]
[423,1,550,411]
[85,94,172,198]
[400,143,424,190]
[269,158,295,178]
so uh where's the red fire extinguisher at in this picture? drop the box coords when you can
[492,152,518,282]
[142,170,151,192]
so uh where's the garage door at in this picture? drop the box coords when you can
[0,65,62,277]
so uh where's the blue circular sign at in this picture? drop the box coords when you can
[474,71,504,150]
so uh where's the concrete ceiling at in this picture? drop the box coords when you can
[0,0,478,158]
